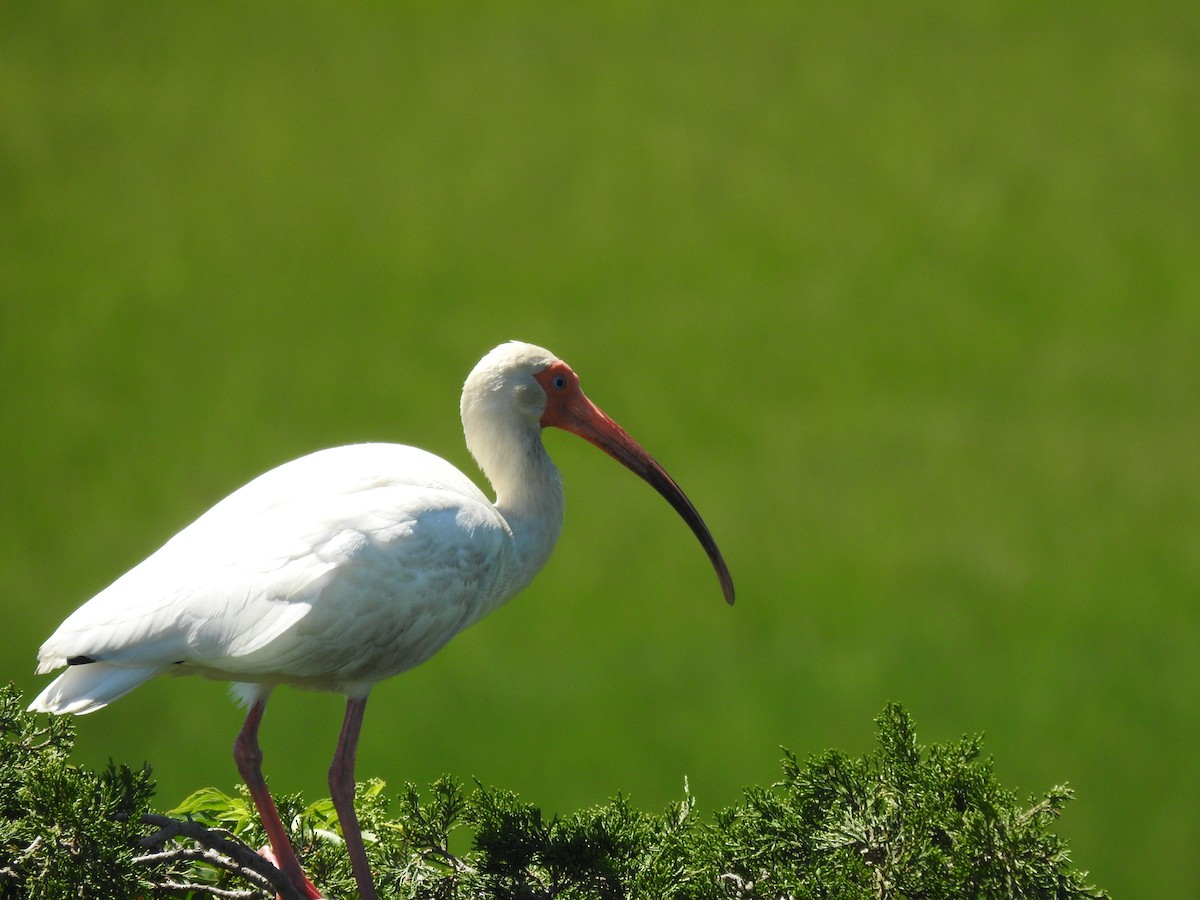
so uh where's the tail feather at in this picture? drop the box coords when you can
[28,662,165,715]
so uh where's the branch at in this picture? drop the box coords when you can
[138,813,310,900]
[149,879,263,900]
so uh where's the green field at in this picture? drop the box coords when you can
[3,5,1196,897]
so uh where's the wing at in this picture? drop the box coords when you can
[34,444,512,693]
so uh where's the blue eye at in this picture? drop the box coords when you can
[552,375,567,390]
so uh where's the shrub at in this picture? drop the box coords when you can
[0,684,1107,899]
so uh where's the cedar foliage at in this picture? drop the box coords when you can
[0,683,1106,899]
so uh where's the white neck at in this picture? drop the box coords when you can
[493,442,565,597]
[462,390,565,600]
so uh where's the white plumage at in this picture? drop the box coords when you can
[33,444,513,711]
[30,341,733,900]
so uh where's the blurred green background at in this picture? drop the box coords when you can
[3,4,1197,896]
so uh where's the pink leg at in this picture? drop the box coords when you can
[234,700,322,899]
[329,695,376,900]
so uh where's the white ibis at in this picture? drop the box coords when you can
[29,341,734,900]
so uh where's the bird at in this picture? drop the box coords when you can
[29,340,734,900]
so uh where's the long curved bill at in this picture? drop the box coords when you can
[536,367,735,605]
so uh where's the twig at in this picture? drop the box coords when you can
[147,879,262,900]
[419,844,477,876]
[138,812,310,900]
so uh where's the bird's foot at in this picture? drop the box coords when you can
[258,844,324,899]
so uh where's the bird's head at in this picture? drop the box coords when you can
[460,341,558,432]
[461,341,734,605]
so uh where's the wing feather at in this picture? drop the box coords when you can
[35,444,512,695]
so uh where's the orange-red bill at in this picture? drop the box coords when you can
[536,363,735,605]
